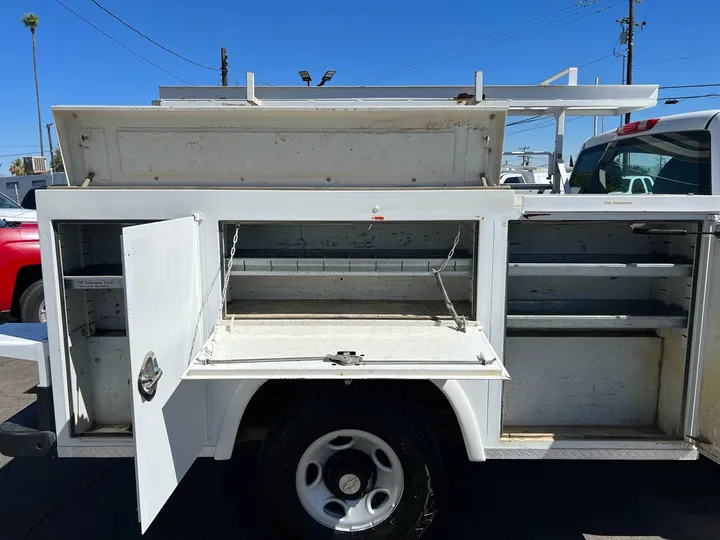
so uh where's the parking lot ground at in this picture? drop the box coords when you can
[2,357,720,540]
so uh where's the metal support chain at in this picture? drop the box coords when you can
[200,224,240,364]
[433,224,467,332]
[220,224,240,315]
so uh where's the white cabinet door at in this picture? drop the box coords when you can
[122,217,206,532]
[697,234,720,464]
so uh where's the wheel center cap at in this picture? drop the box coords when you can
[339,474,361,495]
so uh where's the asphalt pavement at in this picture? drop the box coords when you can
[2,357,720,540]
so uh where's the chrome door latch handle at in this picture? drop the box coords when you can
[138,353,163,402]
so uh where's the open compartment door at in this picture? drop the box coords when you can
[185,321,508,380]
[122,217,206,532]
[697,236,720,464]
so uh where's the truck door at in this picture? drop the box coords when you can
[122,217,206,532]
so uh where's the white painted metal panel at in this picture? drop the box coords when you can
[117,130,457,177]
[87,335,131,425]
[696,240,720,464]
[187,321,507,380]
[503,336,662,426]
[54,108,504,188]
[122,217,206,532]
[0,323,49,387]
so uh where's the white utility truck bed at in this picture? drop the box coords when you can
[1,70,719,540]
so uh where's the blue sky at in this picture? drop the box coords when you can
[1,0,719,171]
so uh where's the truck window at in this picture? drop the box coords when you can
[570,130,711,195]
[0,193,22,209]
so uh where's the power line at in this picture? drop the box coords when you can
[506,117,586,137]
[642,0,659,19]
[662,93,720,102]
[579,53,616,68]
[506,116,544,127]
[659,83,720,90]
[343,0,622,85]
[54,0,194,85]
[350,0,622,85]
[0,145,42,148]
[635,50,720,67]
[90,0,218,72]
[0,152,41,158]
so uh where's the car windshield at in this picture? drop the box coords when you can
[569,130,711,195]
[0,193,22,209]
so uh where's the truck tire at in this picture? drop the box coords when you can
[257,397,438,540]
[19,280,46,323]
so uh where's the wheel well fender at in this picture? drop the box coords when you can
[213,379,486,462]
[432,380,486,461]
[214,379,264,460]
[11,265,42,316]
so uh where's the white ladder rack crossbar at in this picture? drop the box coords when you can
[156,69,658,117]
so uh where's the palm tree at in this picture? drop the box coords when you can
[21,13,44,158]
[10,158,25,176]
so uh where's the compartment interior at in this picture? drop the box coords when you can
[57,222,137,437]
[502,220,698,440]
[222,221,477,320]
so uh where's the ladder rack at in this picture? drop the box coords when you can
[155,68,658,194]
[156,68,658,118]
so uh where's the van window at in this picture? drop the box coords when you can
[503,175,523,184]
[569,130,711,195]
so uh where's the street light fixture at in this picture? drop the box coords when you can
[299,70,336,87]
[318,70,336,86]
[298,71,312,86]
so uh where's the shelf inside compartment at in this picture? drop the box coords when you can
[63,264,124,290]
[508,254,693,277]
[500,425,674,441]
[228,249,473,277]
[226,300,472,320]
[507,300,687,329]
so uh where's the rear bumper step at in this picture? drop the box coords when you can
[0,416,56,457]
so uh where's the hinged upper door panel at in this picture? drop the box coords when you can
[122,217,206,532]
[185,321,508,380]
[53,107,507,188]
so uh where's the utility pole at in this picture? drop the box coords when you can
[624,0,635,124]
[220,47,228,86]
[617,1,645,124]
[46,123,54,171]
[519,146,531,166]
[593,77,599,136]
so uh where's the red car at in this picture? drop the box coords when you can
[0,221,44,322]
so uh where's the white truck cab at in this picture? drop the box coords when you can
[1,73,719,540]
[570,111,719,195]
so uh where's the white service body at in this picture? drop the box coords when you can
[2,73,720,534]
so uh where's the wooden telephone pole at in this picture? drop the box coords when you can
[619,0,645,124]
[220,47,228,86]
[46,123,54,171]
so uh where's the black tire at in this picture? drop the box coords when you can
[19,280,45,323]
[258,397,439,540]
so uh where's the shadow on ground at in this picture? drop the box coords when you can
[1,443,719,540]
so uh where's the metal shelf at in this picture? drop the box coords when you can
[508,254,693,278]
[227,249,473,277]
[63,264,124,290]
[507,300,688,330]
